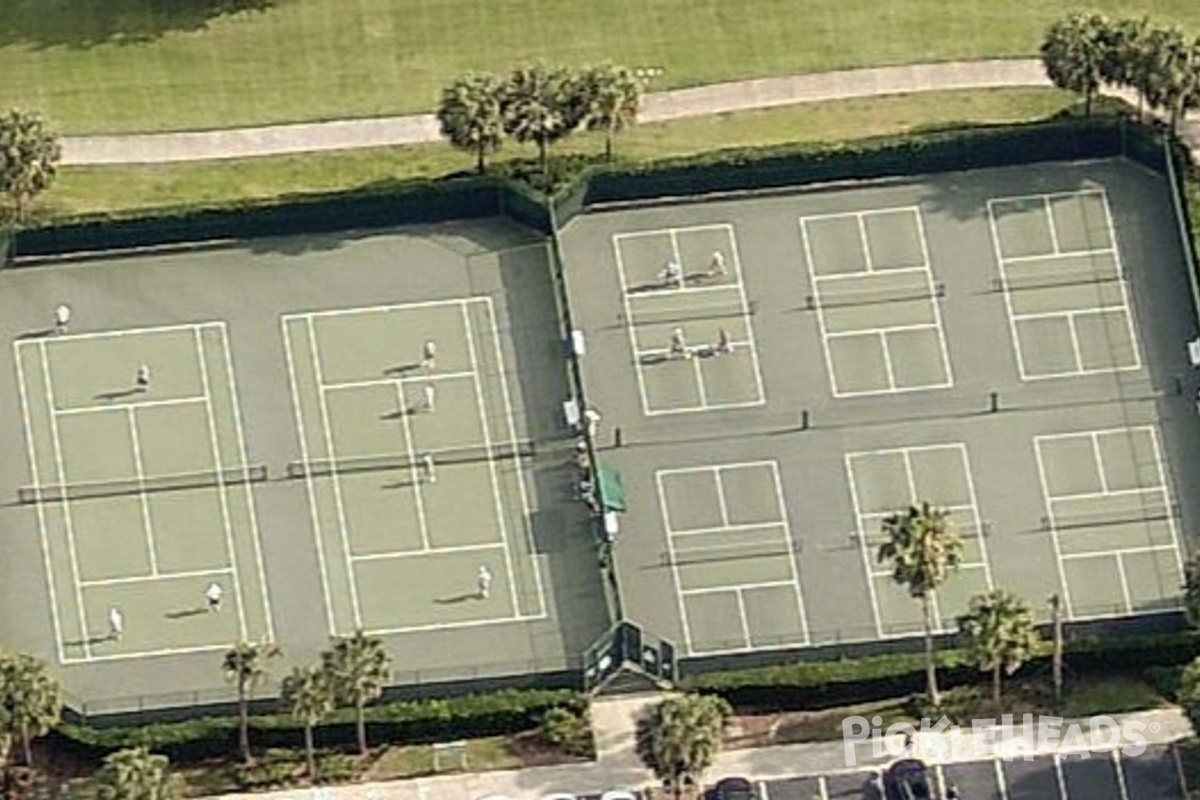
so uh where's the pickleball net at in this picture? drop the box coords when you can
[805,282,945,310]
[286,440,536,479]
[18,464,268,504]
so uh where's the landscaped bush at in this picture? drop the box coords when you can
[56,688,582,766]
[538,702,593,758]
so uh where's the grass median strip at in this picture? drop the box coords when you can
[38,88,1082,220]
[1,1,1193,134]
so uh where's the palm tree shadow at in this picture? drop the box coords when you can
[0,0,281,50]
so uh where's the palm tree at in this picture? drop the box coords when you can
[280,665,334,780]
[0,653,61,766]
[1148,32,1200,132]
[1100,16,1150,115]
[500,65,580,173]
[222,640,281,764]
[94,747,182,800]
[580,65,643,160]
[0,109,61,223]
[635,693,730,800]
[877,501,963,707]
[957,590,1042,708]
[1040,13,1110,116]
[436,74,506,174]
[321,630,391,755]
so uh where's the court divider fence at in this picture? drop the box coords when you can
[10,113,1199,710]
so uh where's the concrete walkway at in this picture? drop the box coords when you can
[209,705,1193,800]
[60,59,1054,165]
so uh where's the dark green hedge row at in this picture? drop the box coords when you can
[55,688,581,765]
[15,112,1158,262]
[683,629,1200,712]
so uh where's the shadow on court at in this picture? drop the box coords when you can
[15,327,55,341]
[93,387,144,402]
[435,592,481,605]
[379,408,414,420]
[165,607,208,620]
[383,362,423,376]
[62,634,114,647]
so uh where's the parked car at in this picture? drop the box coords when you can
[599,791,639,800]
[711,776,757,800]
[881,759,933,800]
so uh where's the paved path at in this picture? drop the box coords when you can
[208,703,1192,800]
[60,59,1056,165]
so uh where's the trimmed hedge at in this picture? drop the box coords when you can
[683,629,1200,712]
[55,688,582,764]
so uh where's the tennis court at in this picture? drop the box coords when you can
[281,298,544,635]
[559,158,1200,657]
[12,322,272,664]
[0,219,609,711]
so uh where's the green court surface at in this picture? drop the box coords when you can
[0,220,608,713]
[559,158,1200,658]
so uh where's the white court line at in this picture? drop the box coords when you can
[671,521,787,537]
[1034,436,1077,618]
[56,396,208,416]
[209,326,257,640]
[800,217,843,396]
[958,444,996,592]
[680,579,796,596]
[726,226,767,407]
[712,468,731,527]
[628,283,744,299]
[13,342,67,665]
[1059,544,1177,561]
[824,322,940,339]
[911,207,955,387]
[1097,189,1144,371]
[766,459,812,645]
[1010,303,1129,322]
[281,318,338,635]
[990,188,1107,206]
[1147,425,1187,583]
[47,321,214,343]
[321,370,475,393]
[60,641,233,665]
[125,406,159,576]
[1043,196,1062,254]
[1001,247,1116,264]
[358,613,538,637]
[38,341,92,659]
[350,542,506,563]
[812,266,931,282]
[461,303,522,617]
[636,336,752,359]
[483,297,547,618]
[306,315,364,631]
[1090,432,1110,494]
[286,297,481,321]
[659,459,781,477]
[734,587,752,649]
[692,349,709,407]
[394,382,432,551]
[986,198,1032,380]
[80,567,233,588]
[856,214,873,270]
[844,452,885,639]
[611,233,655,416]
[656,470,695,654]
[879,331,897,390]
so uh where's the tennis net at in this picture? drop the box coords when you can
[663,541,794,567]
[287,440,536,479]
[18,465,268,504]
[627,300,755,327]
[806,282,944,310]
[999,265,1123,292]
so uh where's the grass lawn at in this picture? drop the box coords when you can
[1,0,1196,134]
[35,87,1082,221]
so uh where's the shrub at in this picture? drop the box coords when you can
[539,704,593,758]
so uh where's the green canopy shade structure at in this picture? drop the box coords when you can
[597,465,626,512]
